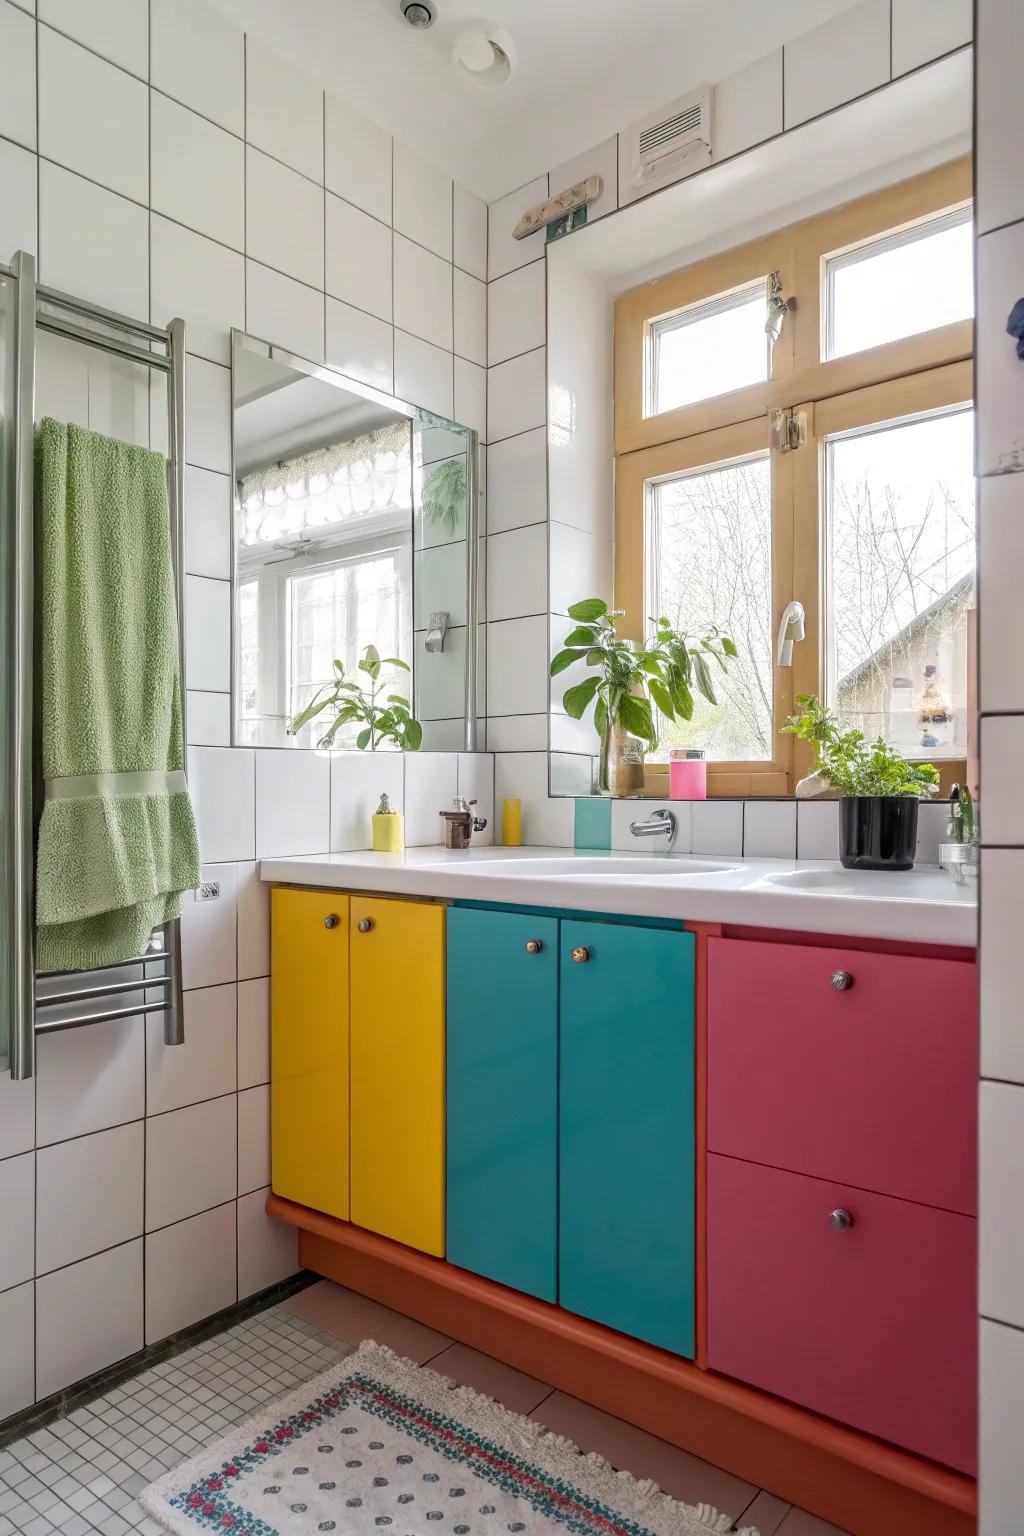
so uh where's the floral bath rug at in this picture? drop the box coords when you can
[141,1339,758,1535]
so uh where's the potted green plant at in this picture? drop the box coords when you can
[289,645,423,751]
[783,694,939,870]
[550,599,738,795]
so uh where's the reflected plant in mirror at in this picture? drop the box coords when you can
[288,645,422,752]
[551,599,738,795]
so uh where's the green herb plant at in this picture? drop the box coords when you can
[783,694,939,796]
[289,645,422,752]
[550,598,738,748]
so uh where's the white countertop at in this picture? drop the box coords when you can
[258,846,977,948]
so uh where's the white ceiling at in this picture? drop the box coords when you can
[207,0,863,200]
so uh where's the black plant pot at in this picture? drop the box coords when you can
[840,796,919,871]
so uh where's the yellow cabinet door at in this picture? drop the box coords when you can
[350,896,445,1256]
[271,887,350,1219]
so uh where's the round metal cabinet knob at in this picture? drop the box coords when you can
[525,939,543,954]
[571,946,591,964]
[829,970,853,991]
[356,917,374,933]
[323,913,340,929]
[829,1208,854,1231]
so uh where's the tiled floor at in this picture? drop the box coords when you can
[0,1281,850,1535]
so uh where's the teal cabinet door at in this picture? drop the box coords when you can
[446,906,558,1301]
[559,920,696,1356]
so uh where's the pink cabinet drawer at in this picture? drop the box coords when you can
[708,937,977,1214]
[707,1154,977,1473]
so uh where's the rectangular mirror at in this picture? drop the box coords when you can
[231,333,481,752]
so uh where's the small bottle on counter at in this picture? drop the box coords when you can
[669,748,707,801]
[502,797,522,846]
[372,792,404,853]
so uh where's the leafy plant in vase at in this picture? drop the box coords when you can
[289,645,423,751]
[783,694,939,870]
[550,599,738,795]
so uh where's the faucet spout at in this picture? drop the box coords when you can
[628,807,676,851]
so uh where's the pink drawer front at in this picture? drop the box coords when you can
[707,1154,977,1474]
[708,937,977,1215]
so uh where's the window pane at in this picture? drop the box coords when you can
[827,209,973,360]
[648,283,768,416]
[648,456,773,762]
[826,408,975,758]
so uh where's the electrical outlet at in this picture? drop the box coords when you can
[196,881,221,902]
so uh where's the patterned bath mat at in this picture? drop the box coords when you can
[140,1339,757,1535]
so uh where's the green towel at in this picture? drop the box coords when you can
[35,418,201,972]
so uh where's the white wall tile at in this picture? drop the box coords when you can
[892,0,970,76]
[454,358,485,438]
[420,719,468,750]
[980,1318,1024,1532]
[36,1239,143,1397]
[245,35,323,184]
[982,850,1024,1085]
[976,0,1024,234]
[487,615,549,716]
[980,717,1024,844]
[0,1152,34,1292]
[495,752,573,846]
[246,147,324,291]
[977,222,1024,476]
[488,260,545,368]
[691,800,744,857]
[326,297,394,394]
[326,194,393,321]
[394,330,453,418]
[185,575,230,693]
[0,137,37,257]
[184,683,228,741]
[713,49,783,163]
[151,217,244,367]
[184,465,231,580]
[39,162,148,321]
[147,982,236,1115]
[329,747,404,851]
[238,976,270,1089]
[548,137,618,222]
[325,94,391,225]
[488,348,546,442]
[40,0,148,77]
[797,798,841,860]
[0,0,35,149]
[487,714,548,752]
[237,1187,299,1298]
[611,799,693,854]
[255,748,331,857]
[246,260,324,364]
[487,427,547,534]
[980,476,1024,712]
[38,26,147,200]
[36,1013,145,1145]
[743,800,797,859]
[237,861,271,979]
[180,861,237,989]
[546,257,613,539]
[185,355,231,473]
[0,1070,34,1160]
[549,523,612,617]
[238,1084,270,1195]
[453,268,486,365]
[488,175,547,281]
[783,0,890,130]
[145,1201,236,1344]
[453,182,487,280]
[981,1080,1024,1330]
[417,626,468,723]
[150,0,244,135]
[487,524,547,621]
[188,746,255,862]
[404,752,458,846]
[90,351,151,447]
[151,91,244,250]
[36,1122,143,1275]
[394,234,453,352]
[457,753,495,846]
[394,140,452,261]
[146,1094,237,1230]
[0,1283,34,1420]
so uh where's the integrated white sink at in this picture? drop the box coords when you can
[464,855,738,878]
[759,867,962,899]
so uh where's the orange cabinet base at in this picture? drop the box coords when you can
[267,1194,976,1536]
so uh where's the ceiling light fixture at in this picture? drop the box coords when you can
[400,0,436,28]
[452,22,515,88]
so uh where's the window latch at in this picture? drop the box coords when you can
[766,271,796,344]
[770,406,806,453]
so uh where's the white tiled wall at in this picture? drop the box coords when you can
[976,2,1024,1529]
[0,0,496,1424]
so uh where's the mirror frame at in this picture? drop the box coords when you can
[229,329,481,753]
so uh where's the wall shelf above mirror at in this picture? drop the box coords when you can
[230,332,482,754]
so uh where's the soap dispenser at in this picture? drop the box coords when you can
[372,792,404,853]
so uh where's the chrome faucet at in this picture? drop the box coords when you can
[628,807,676,851]
[440,796,488,850]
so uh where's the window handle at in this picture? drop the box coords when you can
[776,600,806,667]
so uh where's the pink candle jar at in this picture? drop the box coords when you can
[669,748,707,801]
